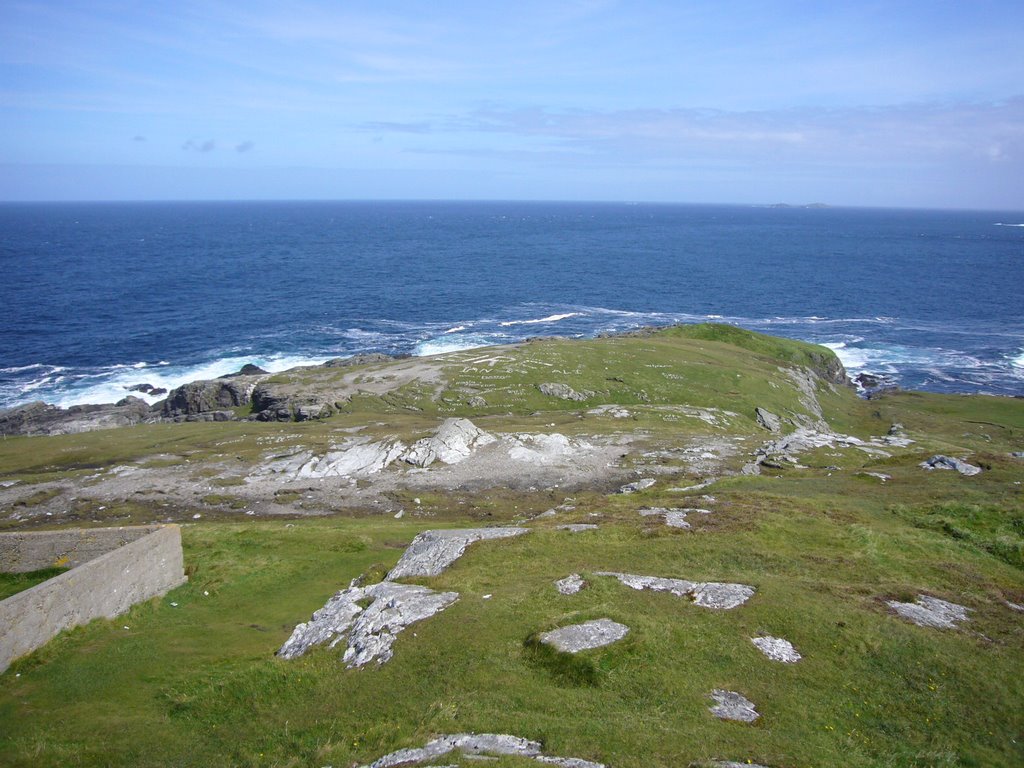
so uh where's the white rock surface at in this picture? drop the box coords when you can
[507,433,591,465]
[555,574,586,595]
[597,571,755,609]
[386,527,529,580]
[919,455,982,476]
[401,418,497,467]
[278,580,458,667]
[539,618,630,653]
[751,636,802,663]
[360,733,605,768]
[556,523,599,532]
[709,689,760,722]
[887,594,971,629]
[639,507,706,529]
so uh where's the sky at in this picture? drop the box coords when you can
[1,0,1022,209]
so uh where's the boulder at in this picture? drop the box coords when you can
[754,407,782,433]
[751,636,801,663]
[709,690,759,722]
[537,382,594,402]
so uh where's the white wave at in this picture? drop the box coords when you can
[1010,351,1024,371]
[414,335,496,357]
[444,325,468,334]
[50,352,330,407]
[994,223,1024,227]
[499,312,583,327]
[1,363,64,374]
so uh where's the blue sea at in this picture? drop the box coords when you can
[1,201,1022,409]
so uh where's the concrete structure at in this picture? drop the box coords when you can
[0,525,186,673]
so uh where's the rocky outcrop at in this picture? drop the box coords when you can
[754,407,782,433]
[161,377,258,418]
[709,690,760,722]
[0,397,152,436]
[596,572,755,610]
[324,353,396,368]
[887,595,970,629]
[555,574,586,595]
[358,733,606,768]
[386,528,528,580]
[250,382,334,422]
[919,455,982,476]
[751,636,801,663]
[402,418,497,467]
[278,579,458,667]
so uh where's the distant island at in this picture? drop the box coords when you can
[766,202,831,209]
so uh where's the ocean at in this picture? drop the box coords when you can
[1,200,1022,409]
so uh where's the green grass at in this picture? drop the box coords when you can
[0,566,69,601]
[1,326,1022,766]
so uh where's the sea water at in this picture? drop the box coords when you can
[1,200,1022,408]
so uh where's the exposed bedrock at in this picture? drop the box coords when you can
[596,572,755,609]
[386,527,529,580]
[359,733,606,768]
[161,376,260,418]
[0,396,153,436]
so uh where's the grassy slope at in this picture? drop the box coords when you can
[0,326,1022,767]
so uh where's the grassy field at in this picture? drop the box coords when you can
[0,326,1022,767]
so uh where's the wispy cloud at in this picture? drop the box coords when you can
[182,139,216,153]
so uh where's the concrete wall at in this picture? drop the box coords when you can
[0,525,186,673]
[0,525,159,573]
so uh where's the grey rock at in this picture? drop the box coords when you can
[888,422,906,435]
[401,418,496,467]
[537,382,594,402]
[751,636,801,663]
[856,471,891,482]
[360,733,605,768]
[754,407,782,433]
[294,403,333,421]
[0,397,153,436]
[467,396,488,408]
[702,762,770,768]
[324,352,395,368]
[278,579,458,666]
[639,507,697,529]
[539,618,629,653]
[1011,451,1024,459]
[555,574,586,595]
[386,527,529,580]
[919,455,982,476]
[709,689,759,722]
[618,478,656,494]
[162,378,256,417]
[597,571,755,609]
[556,524,598,532]
[887,594,970,629]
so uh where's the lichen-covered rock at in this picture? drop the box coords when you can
[919,455,982,476]
[401,418,496,467]
[709,689,759,722]
[538,618,629,653]
[751,636,801,663]
[555,574,586,595]
[162,378,255,418]
[277,579,458,667]
[386,527,529,580]
[359,733,605,768]
[597,571,755,609]
[887,595,970,629]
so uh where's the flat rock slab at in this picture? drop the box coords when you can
[596,571,755,609]
[751,636,801,663]
[919,455,982,476]
[387,527,529,580]
[709,689,760,722]
[639,506,711,529]
[556,524,599,532]
[555,574,586,595]
[887,594,970,629]
[278,580,458,667]
[360,733,606,768]
[618,478,656,494]
[539,618,629,653]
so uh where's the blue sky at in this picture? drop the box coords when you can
[1,1,1022,208]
